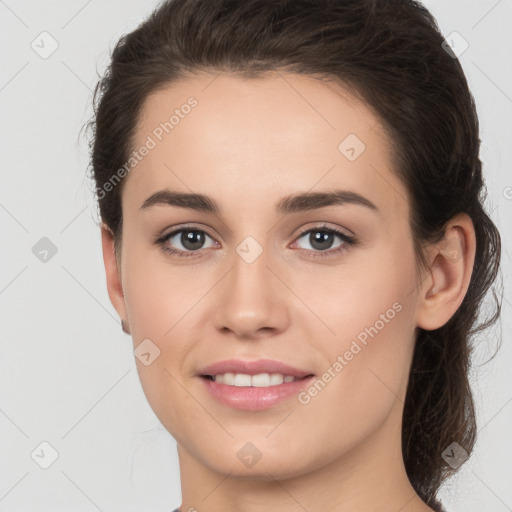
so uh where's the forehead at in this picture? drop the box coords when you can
[124,71,407,219]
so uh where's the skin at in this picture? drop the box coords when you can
[101,71,476,512]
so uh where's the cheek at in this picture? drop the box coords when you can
[299,241,418,397]
[120,240,232,426]
[287,275,417,471]
[293,238,416,343]
[307,247,415,408]
[121,238,200,339]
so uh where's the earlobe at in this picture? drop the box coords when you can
[100,223,129,326]
[416,213,476,331]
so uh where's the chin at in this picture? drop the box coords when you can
[191,440,322,481]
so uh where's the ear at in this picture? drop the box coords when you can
[416,213,476,330]
[100,223,128,326]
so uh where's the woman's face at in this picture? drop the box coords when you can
[107,71,425,479]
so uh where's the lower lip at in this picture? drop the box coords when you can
[199,375,315,411]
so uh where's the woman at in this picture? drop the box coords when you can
[87,0,502,510]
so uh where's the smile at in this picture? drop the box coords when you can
[197,359,315,411]
[203,372,302,387]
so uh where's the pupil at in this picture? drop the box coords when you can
[182,230,205,250]
[311,231,333,251]
[178,230,334,252]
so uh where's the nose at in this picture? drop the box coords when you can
[213,240,290,340]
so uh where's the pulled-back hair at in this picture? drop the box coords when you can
[87,0,502,505]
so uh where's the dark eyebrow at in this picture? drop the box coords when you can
[276,189,378,214]
[140,189,379,215]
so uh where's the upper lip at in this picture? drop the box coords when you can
[197,358,314,378]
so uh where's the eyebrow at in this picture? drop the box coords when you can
[140,188,379,215]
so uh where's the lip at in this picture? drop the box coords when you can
[197,358,315,411]
[197,358,313,378]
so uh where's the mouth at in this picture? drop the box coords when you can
[200,372,313,387]
[197,358,316,410]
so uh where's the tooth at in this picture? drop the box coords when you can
[269,373,284,385]
[223,372,235,385]
[234,373,252,386]
[252,373,271,387]
[212,372,298,386]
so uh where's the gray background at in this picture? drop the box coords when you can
[0,1,510,511]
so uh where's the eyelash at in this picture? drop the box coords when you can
[154,223,358,260]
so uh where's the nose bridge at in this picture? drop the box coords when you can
[229,231,274,296]
[212,228,288,336]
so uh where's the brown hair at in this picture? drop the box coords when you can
[86,0,502,505]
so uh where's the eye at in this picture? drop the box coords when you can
[292,224,357,258]
[156,227,218,258]
[155,223,357,259]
